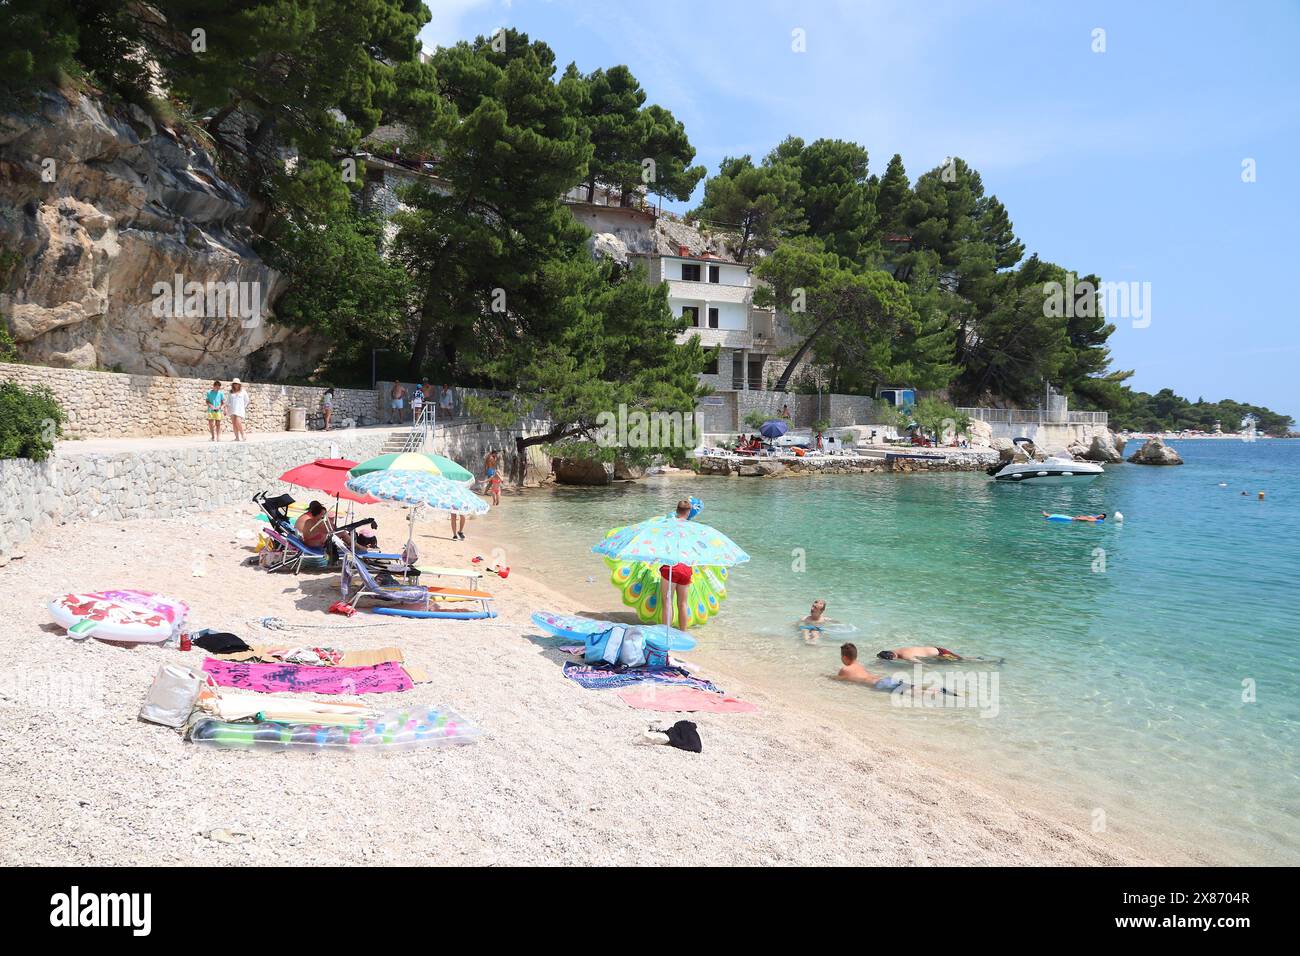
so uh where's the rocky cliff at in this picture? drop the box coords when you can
[0,86,321,378]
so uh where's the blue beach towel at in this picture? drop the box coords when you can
[562,661,720,694]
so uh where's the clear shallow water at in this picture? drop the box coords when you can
[499,441,1300,864]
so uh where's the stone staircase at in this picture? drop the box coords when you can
[379,429,420,454]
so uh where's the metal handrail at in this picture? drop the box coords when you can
[402,403,435,453]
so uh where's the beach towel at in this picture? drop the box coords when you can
[617,686,757,714]
[201,659,414,695]
[562,661,720,694]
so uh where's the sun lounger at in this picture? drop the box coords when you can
[335,534,430,609]
[259,525,327,575]
[416,565,485,587]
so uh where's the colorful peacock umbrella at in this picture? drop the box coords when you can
[601,498,726,627]
[605,543,729,628]
[593,515,747,568]
[345,470,487,558]
[348,452,474,483]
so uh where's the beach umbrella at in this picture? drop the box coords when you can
[591,515,749,568]
[346,469,488,558]
[759,419,788,439]
[279,458,379,504]
[349,452,473,483]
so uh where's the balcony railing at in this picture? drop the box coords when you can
[956,407,1109,425]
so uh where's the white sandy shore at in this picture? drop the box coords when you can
[0,497,1179,866]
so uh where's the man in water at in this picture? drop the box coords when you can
[876,645,963,662]
[799,599,829,642]
[839,643,961,696]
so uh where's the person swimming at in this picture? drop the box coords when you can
[876,645,963,662]
[799,599,830,642]
[1042,512,1106,522]
[836,643,960,695]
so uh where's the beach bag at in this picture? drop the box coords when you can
[617,627,646,667]
[139,663,206,728]
[644,632,671,670]
[584,625,627,666]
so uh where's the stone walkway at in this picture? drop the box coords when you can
[55,424,409,456]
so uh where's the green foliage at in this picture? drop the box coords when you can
[261,206,411,383]
[770,136,880,266]
[560,65,704,206]
[688,154,804,261]
[469,255,707,472]
[911,397,967,443]
[753,238,922,394]
[394,28,592,380]
[0,381,65,460]
[0,318,20,362]
[742,410,769,430]
[1079,386,1294,435]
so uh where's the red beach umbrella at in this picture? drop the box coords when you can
[279,458,379,504]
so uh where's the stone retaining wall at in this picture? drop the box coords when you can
[695,449,997,478]
[0,362,380,439]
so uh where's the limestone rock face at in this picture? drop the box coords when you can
[991,437,1030,464]
[1080,431,1124,463]
[0,88,323,378]
[1127,436,1184,465]
[736,459,787,477]
[553,457,612,485]
[587,232,631,267]
[612,457,645,480]
[966,418,993,447]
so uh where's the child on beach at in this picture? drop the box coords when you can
[205,380,225,441]
[483,451,502,506]
[834,643,886,684]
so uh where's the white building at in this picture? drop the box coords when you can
[629,249,790,392]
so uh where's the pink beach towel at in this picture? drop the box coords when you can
[201,659,413,695]
[616,686,758,714]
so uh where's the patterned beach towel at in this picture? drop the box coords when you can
[562,661,720,694]
[201,659,414,695]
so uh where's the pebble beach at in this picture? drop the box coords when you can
[0,498,1186,867]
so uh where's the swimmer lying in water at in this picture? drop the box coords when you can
[1042,511,1106,522]
[876,645,963,663]
[835,643,959,694]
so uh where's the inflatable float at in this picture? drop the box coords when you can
[531,610,697,651]
[49,590,188,643]
[189,706,479,751]
[370,607,497,620]
[1042,512,1105,523]
[604,497,729,628]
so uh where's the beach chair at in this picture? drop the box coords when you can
[335,534,432,609]
[335,535,497,614]
[259,525,328,575]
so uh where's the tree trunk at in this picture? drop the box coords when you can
[512,423,587,485]
[772,313,839,392]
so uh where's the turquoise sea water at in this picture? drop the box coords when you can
[498,440,1299,864]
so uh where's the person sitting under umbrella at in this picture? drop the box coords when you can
[659,499,695,631]
[295,501,335,549]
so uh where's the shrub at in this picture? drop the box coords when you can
[0,381,66,461]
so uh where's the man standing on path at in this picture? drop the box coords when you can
[389,381,407,425]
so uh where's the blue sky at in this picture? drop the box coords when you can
[422,1,1300,421]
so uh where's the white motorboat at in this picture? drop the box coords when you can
[986,439,1103,483]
